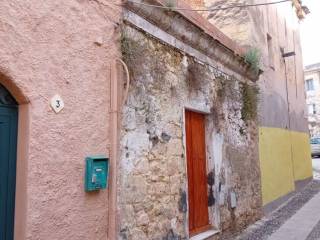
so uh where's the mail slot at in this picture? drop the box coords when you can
[85,156,109,192]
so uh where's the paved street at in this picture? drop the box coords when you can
[304,157,320,239]
[264,157,320,240]
[220,180,320,240]
[221,158,320,240]
[268,190,320,240]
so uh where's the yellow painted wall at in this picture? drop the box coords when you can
[259,127,312,205]
[259,127,295,205]
[291,131,313,181]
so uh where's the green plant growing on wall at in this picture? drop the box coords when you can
[241,82,259,122]
[244,48,261,75]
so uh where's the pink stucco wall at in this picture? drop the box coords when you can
[0,1,120,239]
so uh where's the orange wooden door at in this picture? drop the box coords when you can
[185,110,210,236]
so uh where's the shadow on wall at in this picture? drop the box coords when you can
[260,93,308,133]
[0,72,28,104]
[260,93,289,129]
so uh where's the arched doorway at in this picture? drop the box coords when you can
[0,83,18,240]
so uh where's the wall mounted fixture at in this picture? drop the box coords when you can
[282,51,296,58]
[85,156,109,191]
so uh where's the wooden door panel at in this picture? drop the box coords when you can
[0,115,10,240]
[0,106,18,240]
[185,110,209,235]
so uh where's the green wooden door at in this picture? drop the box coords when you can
[0,84,18,240]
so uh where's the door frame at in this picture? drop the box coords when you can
[14,104,29,240]
[0,79,30,240]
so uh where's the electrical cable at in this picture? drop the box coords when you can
[124,0,291,12]
[116,58,131,105]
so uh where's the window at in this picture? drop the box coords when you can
[306,78,315,91]
[267,34,274,69]
[308,104,316,115]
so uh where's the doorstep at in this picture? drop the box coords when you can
[190,229,220,240]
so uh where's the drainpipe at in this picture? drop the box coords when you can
[108,59,130,240]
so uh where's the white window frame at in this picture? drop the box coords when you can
[306,78,315,91]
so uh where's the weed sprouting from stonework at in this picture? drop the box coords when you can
[241,82,259,122]
[244,47,261,74]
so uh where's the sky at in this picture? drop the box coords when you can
[300,0,320,66]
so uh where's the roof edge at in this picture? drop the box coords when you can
[124,0,262,81]
[154,0,246,56]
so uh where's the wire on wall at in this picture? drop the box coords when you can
[116,58,131,105]
[123,0,291,12]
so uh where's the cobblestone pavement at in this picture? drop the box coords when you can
[221,180,320,240]
[268,189,320,240]
[306,220,320,240]
[306,158,320,240]
[304,159,320,240]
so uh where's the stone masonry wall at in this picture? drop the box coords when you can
[118,25,262,239]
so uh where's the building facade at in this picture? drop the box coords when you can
[304,63,320,137]
[118,2,263,238]
[0,1,121,239]
[0,0,312,240]
[187,0,313,210]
